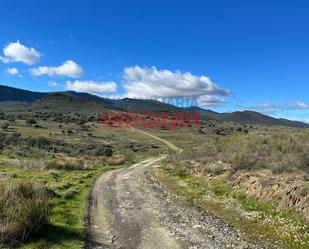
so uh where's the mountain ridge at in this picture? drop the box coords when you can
[0,84,307,128]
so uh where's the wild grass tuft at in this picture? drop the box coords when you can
[0,180,50,245]
[45,158,87,170]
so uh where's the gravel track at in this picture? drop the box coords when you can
[85,129,260,249]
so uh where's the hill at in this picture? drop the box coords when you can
[24,93,108,114]
[0,84,46,102]
[220,110,308,128]
[0,84,308,128]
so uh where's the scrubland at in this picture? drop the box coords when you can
[0,116,164,248]
[1,110,308,249]
[152,124,309,248]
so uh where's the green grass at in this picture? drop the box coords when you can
[0,106,172,248]
[0,164,116,249]
[153,163,309,249]
[0,120,168,248]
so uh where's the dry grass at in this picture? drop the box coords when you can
[43,155,125,171]
[0,180,50,245]
[172,131,309,175]
[82,154,127,166]
[18,159,45,170]
[45,158,87,170]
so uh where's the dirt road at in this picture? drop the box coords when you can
[85,129,253,249]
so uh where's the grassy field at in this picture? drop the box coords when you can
[0,160,114,249]
[1,113,308,248]
[0,118,166,248]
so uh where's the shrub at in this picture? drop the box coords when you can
[93,145,113,157]
[67,128,73,135]
[1,122,9,130]
[8,116,15,123]
[26,118,37,125]
[45,158,86,170]
[173,131,309,175]
[0,180,50,245]
[124,150,135,162]
[0,112,5,120]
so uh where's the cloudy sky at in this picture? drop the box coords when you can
[0,0,308,122]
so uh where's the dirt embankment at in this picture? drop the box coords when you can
[233,170,309,220]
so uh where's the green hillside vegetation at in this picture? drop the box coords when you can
[1,84,308,128]
[24,93,108,114]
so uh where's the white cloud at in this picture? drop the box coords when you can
[288,101,309,109]
[197,95,226,106]
[30,60,83,78]
[123,66,229,100]
[304,119,309,124]
[0,40,41,64]
[48,81,62,87]
[6,67,19,75]
[254,103,282,110]
[252,101,309,112]
[65,80,117,95]
[251,103,286,113]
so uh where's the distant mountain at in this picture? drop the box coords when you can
[113,98,181,113]
[24,93,107,113]
[220,110,308,128]
[0,84,308,128]
[0,84,46,102]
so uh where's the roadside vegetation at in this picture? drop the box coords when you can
[0,159,115,248]
[174,131,309,174]
[0,110,165,248]
[154,164,309,249]
[0,180,50,246]
[151,126,309,249]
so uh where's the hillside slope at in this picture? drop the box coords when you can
[221,110,308,128]
[0,84,308,128]
[0,84,46,102]
[24,93,108,113]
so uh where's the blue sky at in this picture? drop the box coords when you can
[0,0,308,122]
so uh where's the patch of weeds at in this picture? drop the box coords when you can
[154,163,309,249]
[62,188,79,199]
[0,164,115,249]
[210,178,232,197]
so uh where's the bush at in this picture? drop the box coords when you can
[0,112,5,120]
[45,158,86,170]
[93,145,113,157]
[26,118,37,125]
[173,131,309,175]
[0,180,50,245]
[1,122,9,130]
